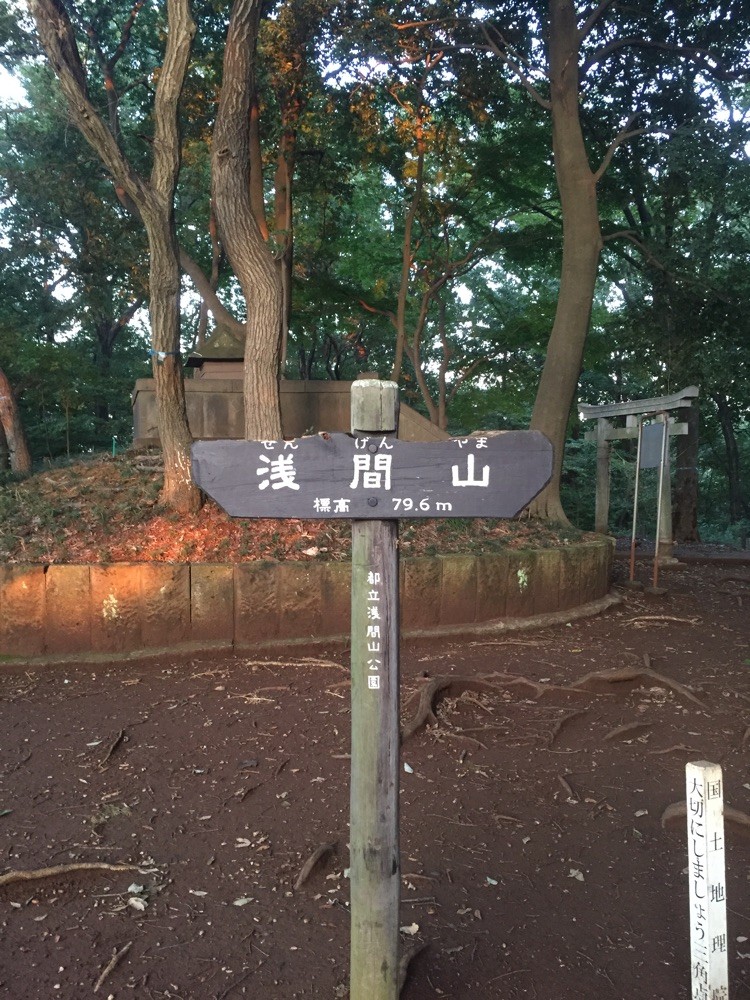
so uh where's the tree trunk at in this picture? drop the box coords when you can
[274,121,296,375]
[212,0,283,441]
[0,419,9,470]
[144,215,199,509]
[673,403,701,542]
[0,367,33,475]
[28,0,201,512]
[528,0,602,523]
[713,392,747,523]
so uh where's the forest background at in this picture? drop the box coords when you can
[0,0,748,543]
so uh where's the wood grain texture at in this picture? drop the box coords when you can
[192,431,552,520]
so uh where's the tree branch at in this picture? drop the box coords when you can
[179,248,245,338]
[28,0,149,209]
[481,22,551,110]
[578,0,616,43]
[150,0,195,200]
[583,38,750,81]
[593,115,646,183]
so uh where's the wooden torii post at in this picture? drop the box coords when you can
[579,386,699,561]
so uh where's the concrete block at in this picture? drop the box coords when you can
[320,561,351,637]
[476,552,509,621]
[439,555,477,625]
[277,562,324,639]
[558,546,581,611]
[401,557,442,628]
[90,565,142,652]
[235,562,280,644]
[45,565,91,654]
[532,548,561,615]
[0,565,46,657]
[140,564,190,647]
[578,543,604,605]
[505,551,537,617]
[191,564,234,643]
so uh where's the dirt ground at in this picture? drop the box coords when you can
[1,556,750,1000]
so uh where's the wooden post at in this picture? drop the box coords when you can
[656,414,675,563]
[594,418,612,534]
[349,379,401,1000]
[629,417,644,583]
[686,761,728,1000]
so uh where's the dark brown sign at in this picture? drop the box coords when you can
[192,431,552,519]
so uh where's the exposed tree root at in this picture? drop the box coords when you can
[647,744,701,755]
[661,801,750,833]
[557,774,577,801]
[398,942,428,996]
[293,842,337,891]
[401,674,593,743]
[547,709,588,748]
[0,861,141,888]
[570,666,706,708]
[603,721,652,742]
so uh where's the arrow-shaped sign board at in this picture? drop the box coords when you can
[192,430,553,520]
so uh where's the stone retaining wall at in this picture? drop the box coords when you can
[0,539,613,660]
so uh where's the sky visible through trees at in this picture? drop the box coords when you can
[0,0,748,535]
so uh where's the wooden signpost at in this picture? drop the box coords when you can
[686,761,729,1000]
[192,379,553,1000]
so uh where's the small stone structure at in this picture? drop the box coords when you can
[132,378,449,447]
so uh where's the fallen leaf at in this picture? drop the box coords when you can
[400,923,419,935]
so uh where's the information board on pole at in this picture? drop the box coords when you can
[192,431,553,520]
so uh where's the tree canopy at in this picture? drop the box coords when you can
[1,0,748,533]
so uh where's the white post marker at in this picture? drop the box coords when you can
[686,761,728,1000]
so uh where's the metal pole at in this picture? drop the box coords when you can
[349,379,401,1000]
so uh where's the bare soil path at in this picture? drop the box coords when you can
[1,558,749,999]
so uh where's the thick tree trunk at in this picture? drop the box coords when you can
[0,367,33,475]
[713,392,747,524]
[144,216,199,509]
[673,403,701,542]
[528,0,602,523]
[0,419,9,471]
[28,0,201,513]
[275,122,296,374]
[212,0,283,441]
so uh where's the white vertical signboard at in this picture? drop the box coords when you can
[686,761,729,1000]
